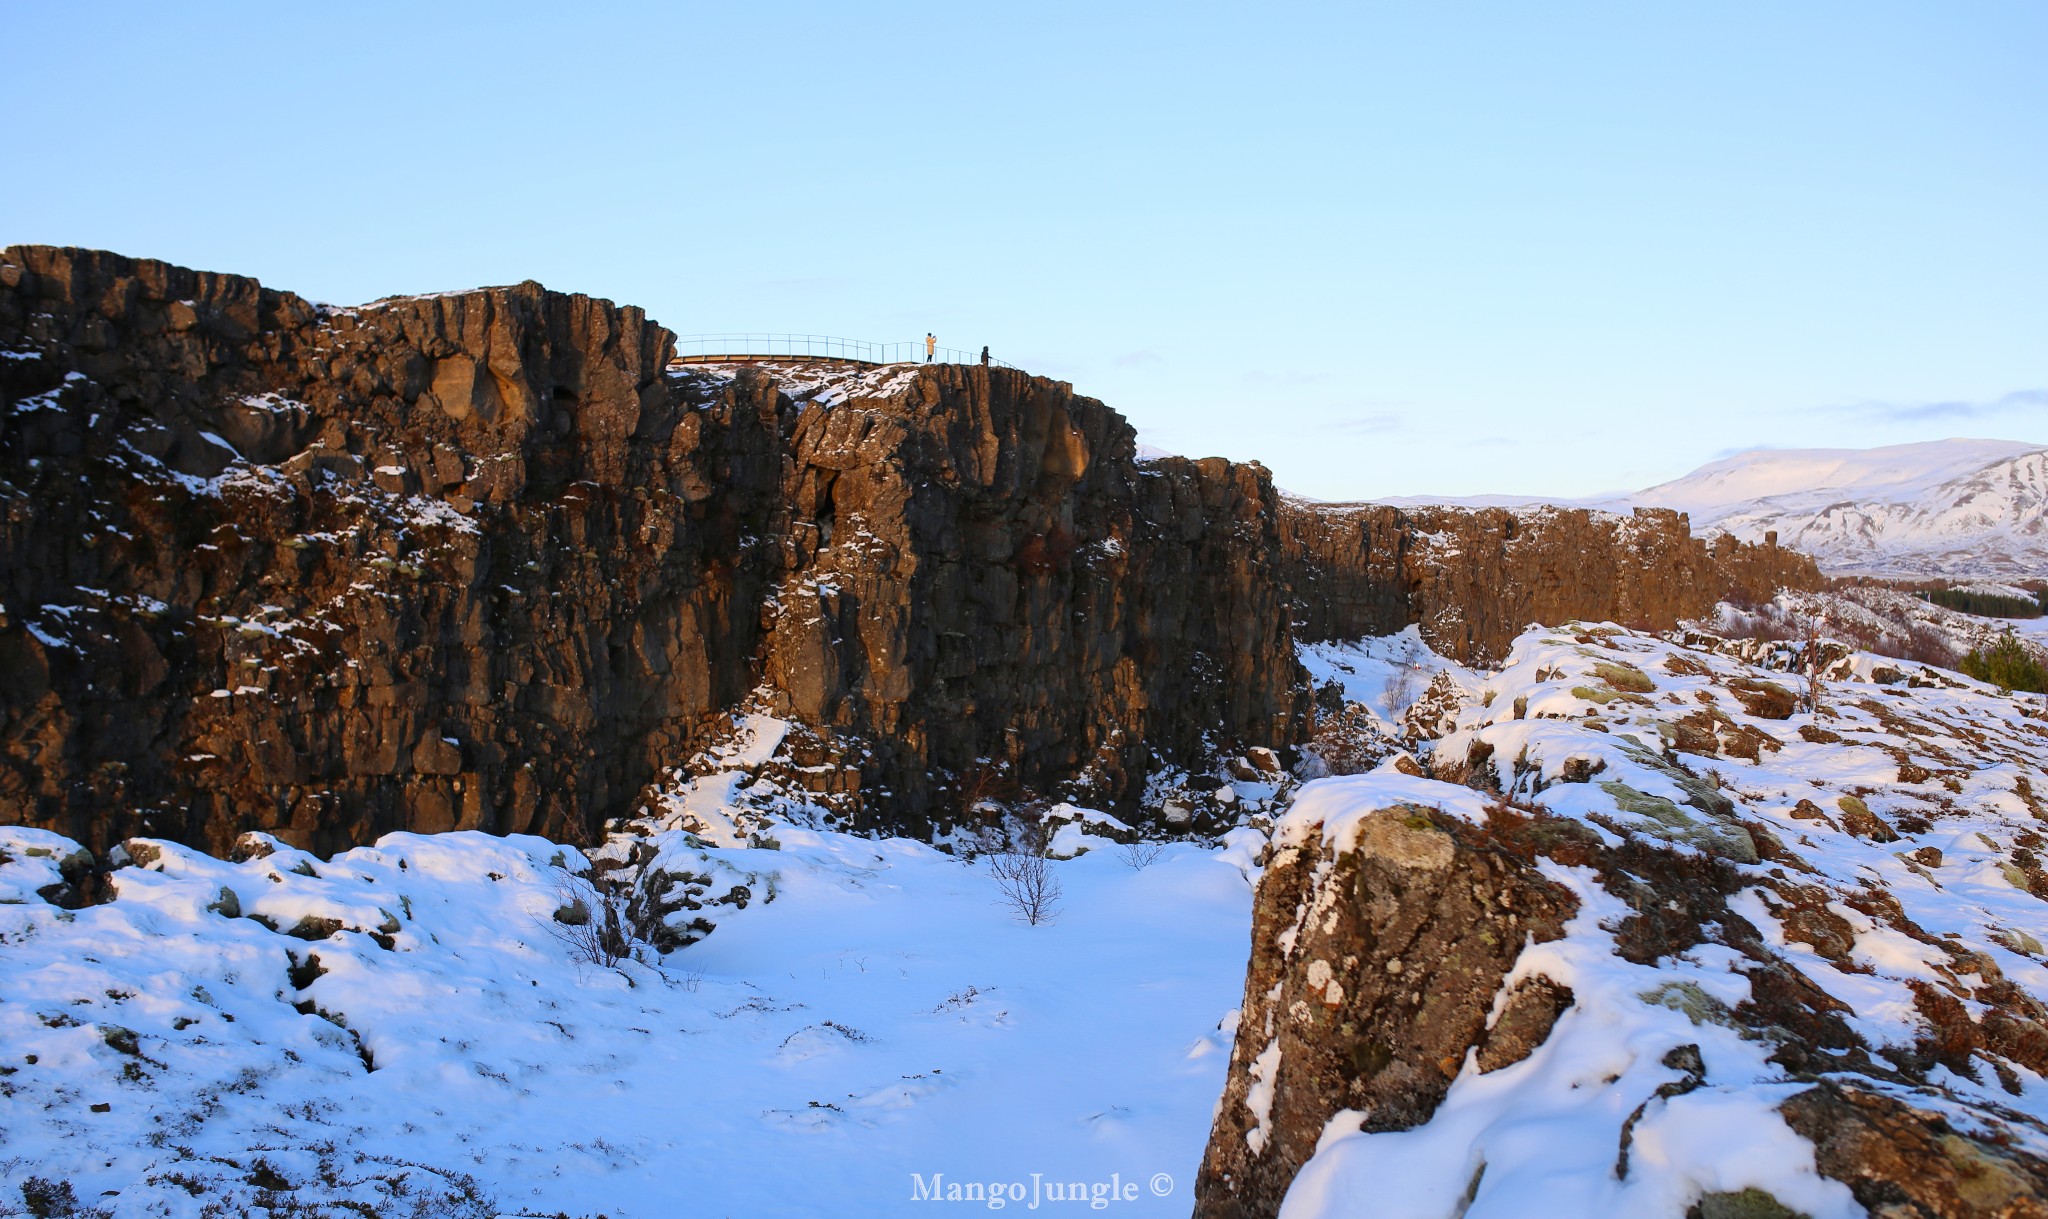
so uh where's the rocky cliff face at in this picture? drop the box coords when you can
[1,247,789,854]
[1280,500,1823,664]
[685,357,1306,827]
[1,247,1829,857]
[0,247,1303,853]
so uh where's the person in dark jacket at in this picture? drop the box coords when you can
[980,345,989,367]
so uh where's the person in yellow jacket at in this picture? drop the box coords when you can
[925,333,936,363]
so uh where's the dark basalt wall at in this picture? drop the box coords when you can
[0,247,1823,854]
[1278,499,1824,664]
[1,247,790,854]
[0,247,1306,853]
[736,358,1308,823]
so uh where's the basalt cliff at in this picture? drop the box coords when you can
[0,247,1819,855]
[1280,498,1821,664]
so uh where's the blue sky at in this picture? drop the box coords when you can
[4,2,2041,497]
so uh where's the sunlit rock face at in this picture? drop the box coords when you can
[1278,499,1822,664]
[0,247,1306,852]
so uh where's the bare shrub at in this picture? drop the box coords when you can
[539,867,657,970]
[1720,582,1766,613]
[1829,611,1958,668]
[990,851,1062,924]
[988,818,1062,925]
[1116,839,1168,870]
[1382,662,1420,714]
[19,1178,112,1219]
[1898,622,1962,668]
[1800,600,1830,713]
[956,759,1022,820]
[1718,605,1802,644]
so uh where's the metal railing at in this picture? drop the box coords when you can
[670,333,1014,369]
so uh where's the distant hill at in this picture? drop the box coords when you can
[1634,438,2048,576]
[1353,438,2048,577]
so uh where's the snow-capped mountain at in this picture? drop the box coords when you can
[1351,438,2047,577]
[1632,438,2048,576]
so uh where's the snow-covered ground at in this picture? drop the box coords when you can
[1264,624,2048,1218]
[10,618,2048,1217]
[1297,627,1455,725]
[1711,585,2048,674]
[0,824,1252,1216]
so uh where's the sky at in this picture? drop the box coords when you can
[3,1,2041,498]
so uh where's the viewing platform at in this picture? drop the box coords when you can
[668,333,1014,370]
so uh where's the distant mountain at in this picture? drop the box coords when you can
[1633,438,2048,576]
[1349,439,2048,577]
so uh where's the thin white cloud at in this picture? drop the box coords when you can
[1831,387,2046,425]
[1327,412,1405,436]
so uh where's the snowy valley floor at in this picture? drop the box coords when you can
[0,827,1252,1217]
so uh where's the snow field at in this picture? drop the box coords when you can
[0,825,1251,1216]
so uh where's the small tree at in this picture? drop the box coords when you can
[539,866,658,969]
[1116,839,1167,870]
[956,760,1021,822]
[1383,662,1420,715]
[1801,601,1831,713]
[989,818,1063,925]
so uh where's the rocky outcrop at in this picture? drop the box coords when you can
[1198,787,2048,1219]
[1196,627,2048,1218]
[0,247,1304,853]
[1279,500,1823,664]
[1782,1082,2048,1218]
[1195,800,1579,1218]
